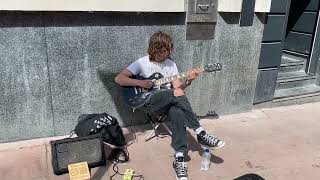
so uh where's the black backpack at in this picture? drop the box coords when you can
[74,112,126,147]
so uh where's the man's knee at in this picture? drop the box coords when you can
[174,88,185,97]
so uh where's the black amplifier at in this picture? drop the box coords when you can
[51,135,106,175]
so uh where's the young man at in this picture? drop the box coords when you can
[114,31,225,180]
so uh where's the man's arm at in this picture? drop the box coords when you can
[114,69,153,89]
[172,79,191,90]
[172,69,199,90]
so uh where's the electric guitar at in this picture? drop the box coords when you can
[121,63,222,108]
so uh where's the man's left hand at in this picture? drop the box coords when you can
[187,69,200,82]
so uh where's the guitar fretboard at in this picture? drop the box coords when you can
[154,68,204,87]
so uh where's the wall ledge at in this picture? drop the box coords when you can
[0,0,271,12]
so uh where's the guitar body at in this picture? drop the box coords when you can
[121,73,165,108]
[120,63,222,108]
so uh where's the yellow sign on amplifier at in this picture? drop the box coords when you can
[68,161,90,180]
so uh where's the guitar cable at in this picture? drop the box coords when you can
[68,114,144,179]
[109,116,144,180]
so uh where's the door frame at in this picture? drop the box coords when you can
[307,6,320,75]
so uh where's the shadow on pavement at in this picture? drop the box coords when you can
[234,173,265,180]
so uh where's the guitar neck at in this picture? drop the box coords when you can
[154,68,204,87]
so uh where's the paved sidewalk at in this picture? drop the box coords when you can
[1,102,320,180]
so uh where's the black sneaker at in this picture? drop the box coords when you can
[173,156,188,180]
[197,131,225,149]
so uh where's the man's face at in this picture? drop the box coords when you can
[154,46,173,62]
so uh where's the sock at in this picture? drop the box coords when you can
[175,152,184,158]
[175,152,184,162]
[195,127,205,135]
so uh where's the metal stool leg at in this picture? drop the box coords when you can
[145,122,172,142]
[145,123,161,141]
[162,123,172,135]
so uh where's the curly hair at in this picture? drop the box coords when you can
[147,31,173,61]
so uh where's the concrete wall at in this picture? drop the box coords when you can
[0,11,264,142]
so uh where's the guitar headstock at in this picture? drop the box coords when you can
[204,63,222,72]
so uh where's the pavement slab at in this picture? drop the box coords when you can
[1,102,320,180]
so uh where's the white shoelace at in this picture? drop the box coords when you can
[204,134,220,146]
[176,161,188,177]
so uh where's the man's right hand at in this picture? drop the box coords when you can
[114,69,154,89]
[137,80,154,89]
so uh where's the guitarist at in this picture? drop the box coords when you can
[114,31,225,180]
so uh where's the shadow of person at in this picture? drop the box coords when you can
[96,67,150,129]
[91,166,109,180]
[220,12,240,24]
[92,68,152,179]
[91,144,132,180]
[185,131,224,164]
[196,110,219,119]
[233,173,265,180]
[90,144,116,180]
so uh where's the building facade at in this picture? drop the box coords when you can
[0,0,319,142]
